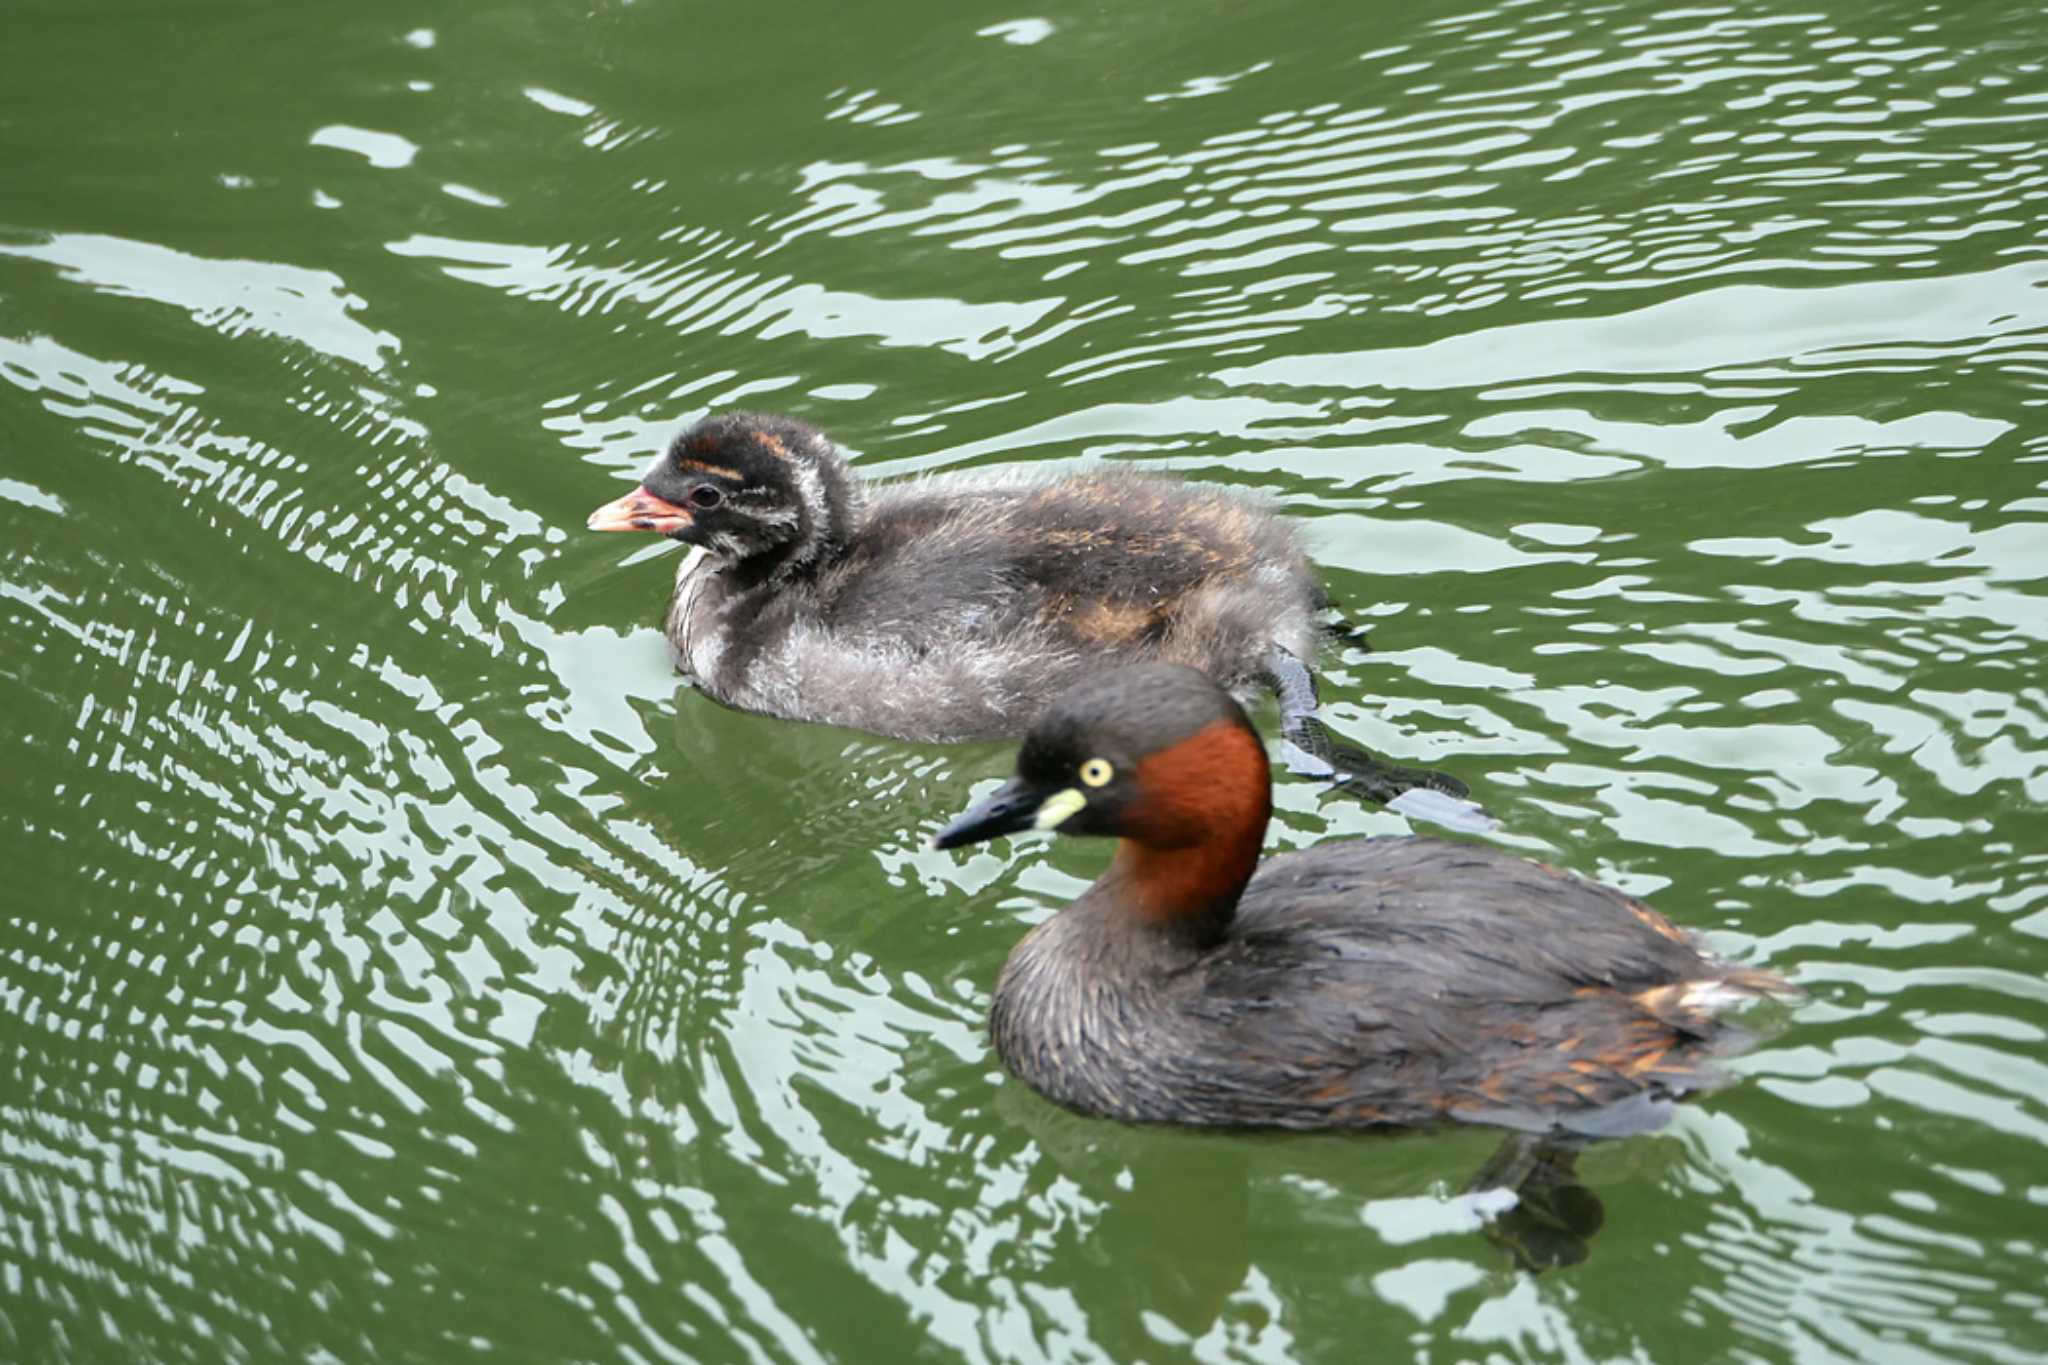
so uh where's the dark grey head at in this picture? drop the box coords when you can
[587,412,861,580]
[933,664,1270,850]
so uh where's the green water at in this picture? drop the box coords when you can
[5,0,2047,1360]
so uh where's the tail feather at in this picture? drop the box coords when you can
[1632,967,1801,1034]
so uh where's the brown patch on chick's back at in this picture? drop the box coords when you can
[1050,595,1167,648]
[1029,524,1225,557]
[1017,483,1263,562]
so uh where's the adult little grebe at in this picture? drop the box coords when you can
[933,663,1795,1134]
[590,413,1479,821]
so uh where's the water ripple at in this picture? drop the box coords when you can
[5,0,2048,1360]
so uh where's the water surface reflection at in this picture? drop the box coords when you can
[3,0,2047,1359]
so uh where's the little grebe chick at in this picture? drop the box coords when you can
[588,413,1323,744]
[933,663,1795,1135]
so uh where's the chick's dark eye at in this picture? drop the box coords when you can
[688,485,724,510]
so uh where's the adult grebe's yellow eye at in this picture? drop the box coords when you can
[1079,757,1114,788]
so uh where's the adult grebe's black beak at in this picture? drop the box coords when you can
[931,777,1083,850]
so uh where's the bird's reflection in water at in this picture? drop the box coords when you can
[997,1085,1624,1342]
[1464,1134,1607,1272]
[1093,1137,1256,1336]
[995,1089,1256,1337]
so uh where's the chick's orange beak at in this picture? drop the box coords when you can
[588,486,691,534]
